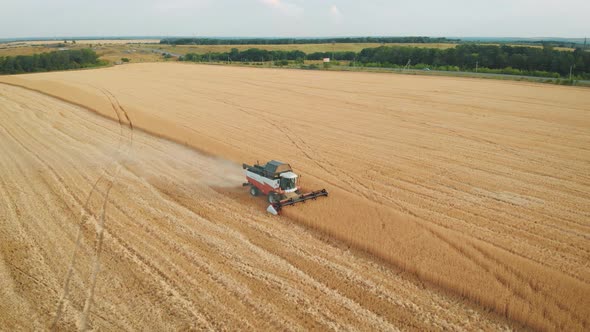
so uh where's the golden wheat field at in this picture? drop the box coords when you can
[0,63,589,331]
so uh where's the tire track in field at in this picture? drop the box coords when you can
[0,131,208,330]
[11,133,212,329]
[223,98,381,204]
[278,124,414,214]
[30,94,229,328]
[217,97,373,200]
[78,89,133,331]
[0,93,221,329]
[51,85,128,330]
[52,87,134,330]
[79,166,121,331]
[50,174,104,330]
[100,205,217,329]
[6,106,229,326]
[37,97,153,330]
[0,96,122,330]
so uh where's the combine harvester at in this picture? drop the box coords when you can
[243,160,328,215]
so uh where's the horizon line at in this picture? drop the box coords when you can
[0,35,587,41]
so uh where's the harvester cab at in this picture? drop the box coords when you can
[242,160,328,215]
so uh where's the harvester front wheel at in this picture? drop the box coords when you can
[250,186,259,197]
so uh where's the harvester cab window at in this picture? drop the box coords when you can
[280,177,297,190]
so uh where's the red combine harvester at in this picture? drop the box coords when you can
[242,160,328,215]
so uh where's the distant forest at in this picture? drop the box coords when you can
[358,44,590,78]
[162,37,457,45]
[181,44,590,79]
[0,49,102,74]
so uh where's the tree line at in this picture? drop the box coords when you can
[358,44,590,78]
[181,44,590,78]
[182,48,306,62]
[163,36,456,45]
[0,49,102,75]
[181,48,360,62]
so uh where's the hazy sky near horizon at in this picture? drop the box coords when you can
[1,0,588,38]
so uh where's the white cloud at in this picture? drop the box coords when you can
[259,0,304,17]
[329,4,342,23]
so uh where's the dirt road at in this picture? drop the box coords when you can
[1,63,589,330]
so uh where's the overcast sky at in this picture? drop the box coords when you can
[1,0,588,39]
